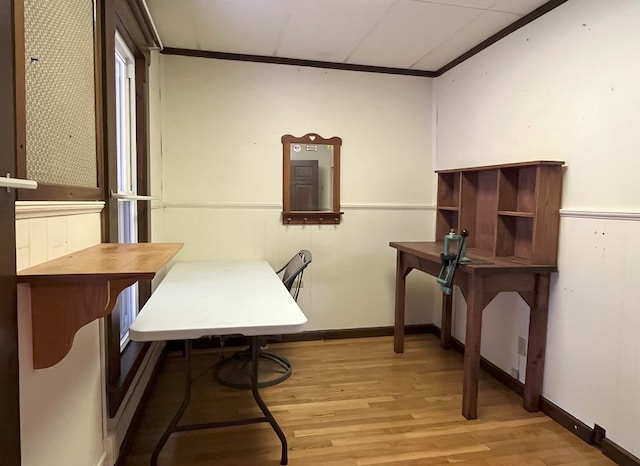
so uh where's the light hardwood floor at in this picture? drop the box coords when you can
[119,335,614,465]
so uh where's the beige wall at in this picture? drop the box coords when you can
[16,207,105,466]
[433,0,640,458]
[156,55,438,330]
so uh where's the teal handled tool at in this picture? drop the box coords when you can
[436,229,470,295]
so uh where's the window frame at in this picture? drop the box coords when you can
[100,0,158,419]
[2,1,23,463]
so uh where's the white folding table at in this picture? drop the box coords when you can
[129,260,308,465]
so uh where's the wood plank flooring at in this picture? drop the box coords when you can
[118,335,614,465]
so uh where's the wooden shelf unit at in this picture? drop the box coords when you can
[436,161,564,264]
[17,243,183,369]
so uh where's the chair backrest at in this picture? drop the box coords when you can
[278,250,312,301]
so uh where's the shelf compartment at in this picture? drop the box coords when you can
[459,169,498,252]
[496,215,533,261]
[436,208,459,240]
[436,161,563,266]
[437,172,460,208]
[498,166,537,213]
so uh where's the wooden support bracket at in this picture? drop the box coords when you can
[29,278,136,369]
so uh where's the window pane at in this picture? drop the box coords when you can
[118,283,138,350]
[114,33,138,351]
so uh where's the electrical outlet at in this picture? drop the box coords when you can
[518,336,527,356]
[511,368,519,379]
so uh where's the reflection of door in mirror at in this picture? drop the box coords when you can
[290,160,318,210]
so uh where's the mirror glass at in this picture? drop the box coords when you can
[282,133,342,225]
[289,142,333,211]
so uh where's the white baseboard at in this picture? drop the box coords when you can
[102,341,165,465]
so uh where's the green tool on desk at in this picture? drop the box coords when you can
[437,229,470,295]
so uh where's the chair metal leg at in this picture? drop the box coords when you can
[214,343,292,389]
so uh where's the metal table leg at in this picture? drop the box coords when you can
[151,340,192,466]
[249,336,288,465]
[150,337,288,465]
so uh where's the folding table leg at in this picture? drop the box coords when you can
[149,338,289,465]
[250,336,289,465]
[151,339,192,466]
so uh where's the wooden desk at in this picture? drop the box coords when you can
[390,241,556,420]
[129,260,307,465]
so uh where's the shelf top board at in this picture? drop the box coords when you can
[17,243,184,282]
[436,160,564,174]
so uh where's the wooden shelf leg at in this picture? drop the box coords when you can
[462,274,484,420]
[393,252,411,353]
[523,273,550,412]
[440,292,453,349]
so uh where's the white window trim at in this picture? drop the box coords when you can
[114,32,139,350]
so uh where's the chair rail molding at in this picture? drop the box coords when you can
[16,200,105,219]
[161,202,434,211]
[560,209,640,221]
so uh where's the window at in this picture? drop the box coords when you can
[104,23,153,418]
[102,0,160,420]
[114,32,138,350]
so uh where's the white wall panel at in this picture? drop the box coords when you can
[434,0,640,458]
[160,206,437,331]
[16,212,103,466]
[434,0,640,211]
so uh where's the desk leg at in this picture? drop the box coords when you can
[394,251,407,353]
[250,337,288,465]
[440,292,453,350]
[462,274,483,420]
[523,274,550,412]
[151,340,192,466]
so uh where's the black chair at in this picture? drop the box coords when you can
[214,250,312,389]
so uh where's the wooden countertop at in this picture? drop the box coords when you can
[18,243,183,282]
[389,241,557,274]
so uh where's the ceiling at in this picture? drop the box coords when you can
[145,0,557,74]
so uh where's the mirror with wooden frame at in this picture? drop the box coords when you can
[282,133,342,225]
